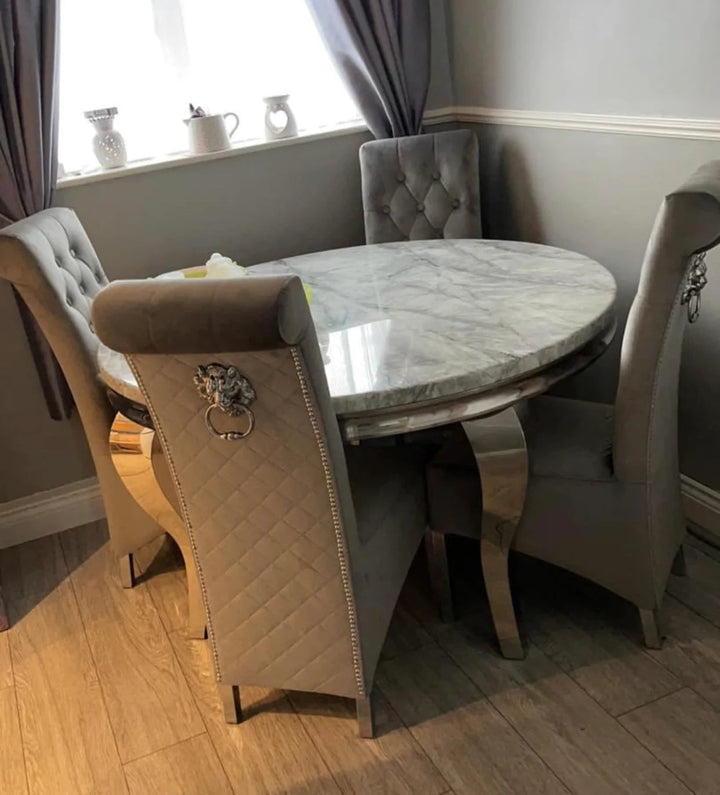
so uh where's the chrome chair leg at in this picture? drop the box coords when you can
[110,415,206,639]
[639,607,663,649]
[462,408,528,660]
[119,553,135,589]
[672,544,688,576]
[356,694,375,739]
[220,685,242,724]
[0,585,8,632]
[425,529,455,622]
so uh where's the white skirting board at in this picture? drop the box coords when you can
[0,473,718,552]
[0,478,105,551]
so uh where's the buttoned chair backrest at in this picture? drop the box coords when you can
[359,129,482,244]
[92,275,370,700]
[613,161,720,583]
[0,207,158,555]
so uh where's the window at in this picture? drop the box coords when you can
[58,0,360,174]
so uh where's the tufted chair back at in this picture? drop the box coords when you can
[359,129,482,244]
[0,207,160,557]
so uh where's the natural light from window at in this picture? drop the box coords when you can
[58,0,360,174]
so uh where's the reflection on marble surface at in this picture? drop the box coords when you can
[98,239,616,416]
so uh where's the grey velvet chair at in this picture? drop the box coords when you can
[0,208,160,588]
[426,161,720,654]
[359,129,482,243]
[92,274,428,738]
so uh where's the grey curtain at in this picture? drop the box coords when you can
[0,0,71,419]
[306,0,431,139]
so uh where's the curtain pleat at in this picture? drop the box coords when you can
[305,0,431,139]
[0,0,70,420]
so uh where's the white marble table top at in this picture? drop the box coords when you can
[98,239,616,421]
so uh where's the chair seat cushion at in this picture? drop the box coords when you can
[426,397,615,539]
[523,396,614,481]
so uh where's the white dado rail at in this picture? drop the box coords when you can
[425,106,720,142]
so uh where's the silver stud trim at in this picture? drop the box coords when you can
[290,346,366,697]
[126,355,219,676]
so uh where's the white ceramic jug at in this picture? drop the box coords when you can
[185,113,240,154]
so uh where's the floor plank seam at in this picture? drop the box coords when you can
[542,641,694,792]
[284,689,350,793]
[617,707,698,793]
[57,529,131,774]
[165,628,246,792]
[614,686,687,719]
[120,729,210,768]
[375,681,453,790]
[426,638,573,793]
[6,683,31,795]
[553,644,685,721]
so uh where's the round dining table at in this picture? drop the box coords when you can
[98,239,617,653]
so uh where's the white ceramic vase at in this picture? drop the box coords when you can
[263,95,298,141]
[85,109,127,170]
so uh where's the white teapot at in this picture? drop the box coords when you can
[184,107,239,154]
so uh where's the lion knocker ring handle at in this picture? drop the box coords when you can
[194,363,256,441]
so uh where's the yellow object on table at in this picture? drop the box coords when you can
[182,254,313,302]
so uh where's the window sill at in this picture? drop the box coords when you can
[57,120,367,189]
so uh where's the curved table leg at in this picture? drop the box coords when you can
[110,414,207,639]
[461,408,528,660]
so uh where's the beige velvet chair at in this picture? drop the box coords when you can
[91,274,428,737]
[426,161,720,654]
[359,129,482,243]
[0,208,161,586]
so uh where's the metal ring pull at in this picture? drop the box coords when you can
[681,251,708,323]
[204,404,254,441]
[194,362,257,441]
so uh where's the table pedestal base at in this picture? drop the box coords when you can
[463,408,528,660]
[110,414,206,639]
[426,407,528,659]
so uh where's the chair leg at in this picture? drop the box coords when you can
[356,694,375,739]
[639,607,663,649]
[119,553,135,589]
[220,685,242,724]
[672,544,688,577]
[425,529,455,622]
[0,585,8,632]
[462,409,528,660]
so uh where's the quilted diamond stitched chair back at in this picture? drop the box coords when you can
[359,129,482,244]
[93,275,369,702]
[94,273,431,737]
[0,208,160,560]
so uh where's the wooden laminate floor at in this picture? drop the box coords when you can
[1,521,719,794]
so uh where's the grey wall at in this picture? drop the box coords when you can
[0,1,453,503]
[450,0,720,490]
[451,0,720,117]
